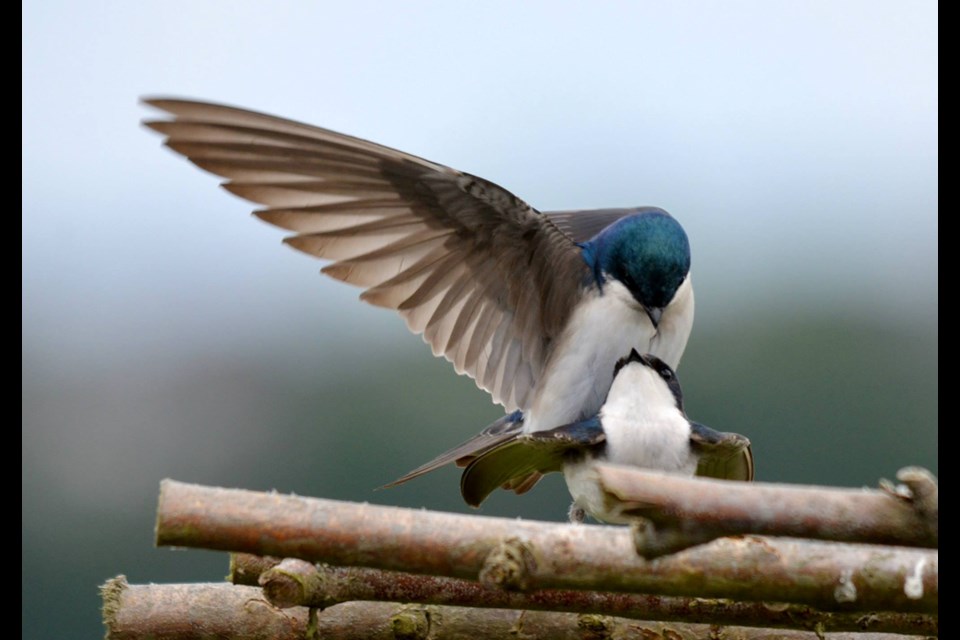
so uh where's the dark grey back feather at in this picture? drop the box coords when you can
[544,207,668,243]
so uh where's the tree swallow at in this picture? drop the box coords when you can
[143,99,695,500]
[459,350,754,523]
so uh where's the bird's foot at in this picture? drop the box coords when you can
[568,503,586,524]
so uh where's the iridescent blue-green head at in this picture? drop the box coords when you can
[581,209,691,326]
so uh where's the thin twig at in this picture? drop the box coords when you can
[102,578,933,640]
[237,555,936,636]
[592,463,938,557]
[156,479,938,612]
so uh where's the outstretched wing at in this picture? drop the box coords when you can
[459,417,606,507]
[144,99,590,411]
[689,422,755,481]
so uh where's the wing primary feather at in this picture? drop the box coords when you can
[145,98,591,411]
[397,255,465,310]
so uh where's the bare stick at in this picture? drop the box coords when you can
[101,576,308,640]
[594,464,938,557]
[246,555,937,636]
[156,480,938,612]
[895,467,939,540]
[229,553,281,585]
[232,553,279,585]
[102,578,931,640]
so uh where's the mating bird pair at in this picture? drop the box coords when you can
[144,99,753,523]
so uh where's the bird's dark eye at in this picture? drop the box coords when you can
[660,368,672,379]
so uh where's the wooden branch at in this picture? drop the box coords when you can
[101,576,308,640]
[229,552,281,585]
[893,467,939,540]
[594,464,938,557]
[102,578,932,640]
[231,553,280,585]
[234,554,936,636]
[156,479,938,612]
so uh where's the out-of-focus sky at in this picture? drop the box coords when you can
[23,2,936,638]
[24,2,937,350]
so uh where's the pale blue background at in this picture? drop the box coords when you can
[23,2,937,638]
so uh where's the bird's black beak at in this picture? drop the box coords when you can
[645,306,663,328]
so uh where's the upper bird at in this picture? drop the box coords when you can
[143,98,695,500]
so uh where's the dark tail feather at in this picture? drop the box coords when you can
[381,411,524,488]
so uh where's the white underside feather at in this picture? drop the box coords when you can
[523,278,693,433]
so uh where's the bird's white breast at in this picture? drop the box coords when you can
[599,364,696,472]
[563,363,697,523]
[522,278,693,433]
[649,276,694,369]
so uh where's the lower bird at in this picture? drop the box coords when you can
[453,349,754,523]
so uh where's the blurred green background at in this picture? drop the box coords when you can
[23,2,936,638]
